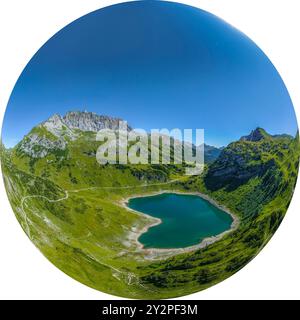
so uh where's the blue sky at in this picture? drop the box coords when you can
[1,0,298,147]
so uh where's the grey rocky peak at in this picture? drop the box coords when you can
[41,113,74,138]
[16,110,131,159]
[17,133,66,158]
[62,111,131,132]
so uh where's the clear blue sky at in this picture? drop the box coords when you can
[1,0,298,147]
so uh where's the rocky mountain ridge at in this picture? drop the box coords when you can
[205,127,295,192]
[16,111,130,158]
[42,111,130,137]
[15,111,223,162]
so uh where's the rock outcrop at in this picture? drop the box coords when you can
[17,133,67,158]
[42,114,74,138]
[62,111,131,132]
[16,111,130,158]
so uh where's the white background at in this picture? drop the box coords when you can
[0,0,299,300]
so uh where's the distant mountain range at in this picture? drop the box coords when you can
[14,111,222,163]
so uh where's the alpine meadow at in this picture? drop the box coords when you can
[1,111,299,298]
[1,1,299,299]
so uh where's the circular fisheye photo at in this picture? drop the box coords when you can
[1,1,299,299]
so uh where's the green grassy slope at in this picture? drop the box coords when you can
[1,128,299,299]
[137,133,300,297]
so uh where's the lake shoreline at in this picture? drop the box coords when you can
[118,190,240,259]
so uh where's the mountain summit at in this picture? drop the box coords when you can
[16,111,130,158]
[240,127,269,142]
[61,111,130,132]
[239,127,293,142]
[42,111,130,137]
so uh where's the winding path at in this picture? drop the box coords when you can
[19,176,186,291]
[20,176,186,245]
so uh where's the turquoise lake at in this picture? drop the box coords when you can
[128,193,233,249]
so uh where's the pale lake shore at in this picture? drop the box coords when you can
[118,190,240,260]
